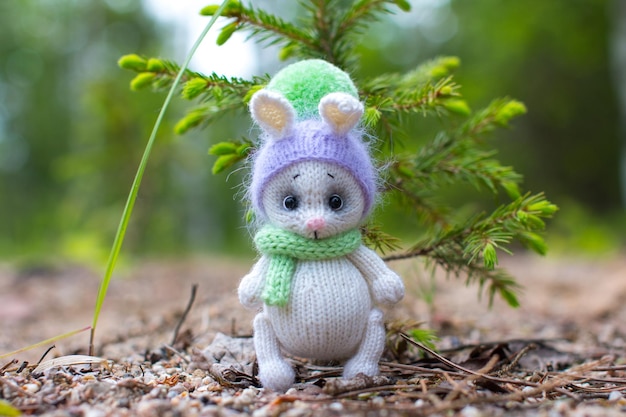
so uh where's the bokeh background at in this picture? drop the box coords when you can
[1,0,625,268]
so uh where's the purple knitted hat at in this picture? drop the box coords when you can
[250,117,377,218]
[248,61,377,219]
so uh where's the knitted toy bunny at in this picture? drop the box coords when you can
[238,60,405,392]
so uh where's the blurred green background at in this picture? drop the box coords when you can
[1,0,625,266]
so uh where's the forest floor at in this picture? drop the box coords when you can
[1,253,626,416]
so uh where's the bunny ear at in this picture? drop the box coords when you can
[249,89,295,140]
[319,92,364,136]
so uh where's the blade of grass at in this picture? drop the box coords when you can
[88,0,232,356]
[0,326,91,360]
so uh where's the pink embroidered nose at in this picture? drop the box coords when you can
[306,217,326,231]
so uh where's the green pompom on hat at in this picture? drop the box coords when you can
[265,59,359,120]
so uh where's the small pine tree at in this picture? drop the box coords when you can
[118,0,557,307]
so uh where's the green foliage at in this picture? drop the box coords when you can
[386,320,439,359]
[208,139,252,174]
[120,0,557,307]
[361,56,467,125]
[118,53,268,135]
[408,328,440,352]
[0,400,21,417]
[200,0,413,68]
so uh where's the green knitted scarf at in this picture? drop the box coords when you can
[254,225,362,307]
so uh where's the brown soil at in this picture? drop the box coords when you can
[1,254,626,416]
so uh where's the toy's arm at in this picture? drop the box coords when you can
[347,245,405,306]
[238,255,270,309]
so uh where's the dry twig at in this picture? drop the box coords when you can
[171,283,198,346]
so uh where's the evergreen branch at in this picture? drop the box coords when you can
[385,193,557,266]
[385,232,522,307]
[461,98,527,137]
[365,76,468,130]
[306,0,333,59]
[331,0,411,67]
[119,55,209,92]
[361,223,403,254]
[459,263,522,308]
[175,100,244,135]
[384,178,453,229]
[361,56,460,96]
[384,193,556,307]
[180,73,265,101]
[119,55,264,97]
[384,132,525,232]
[201,2,317,51]
[400,133,524,196]
[338,0,409,36]
[120,55,270,134]
[391,76,464,114]
[424,245,522,308]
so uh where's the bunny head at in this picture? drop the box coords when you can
[248,89,377,239]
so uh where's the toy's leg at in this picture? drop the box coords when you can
[253,312,295,392]
[343,308,385,379]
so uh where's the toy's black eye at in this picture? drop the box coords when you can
[328,194,343,211]
[283,195,298,210]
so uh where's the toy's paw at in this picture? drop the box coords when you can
[238,274,264,309]
[258,359,295,392]
[372,272,405,305]
[343,358,379,379]
[238,289,261,310]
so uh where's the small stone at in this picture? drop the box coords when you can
[142,372,157,385]
[136,399,173,417]
[220,394,236,407]
[226,388,256,410]
[284,405,313,417]
[117,397,130,408]
[149,386,167,398]
[192,369,206,378]
[552,399,572,413]
[328,402,343,411]
[460,405,482,417]
[371,396,385,406]
[22,383,40,394]
[252,405,271,417]
[84,409,106,417]
[608,390,623,401]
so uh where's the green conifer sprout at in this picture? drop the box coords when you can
[146,58,165,72]
[217,22,239,45]
[209,141,239,156]
[118,54,147,71]
[130,72,156,91]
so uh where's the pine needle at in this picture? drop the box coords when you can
[0,326,91,361]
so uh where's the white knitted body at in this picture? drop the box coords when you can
[267,258,371,360]
[240,243,403,391]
